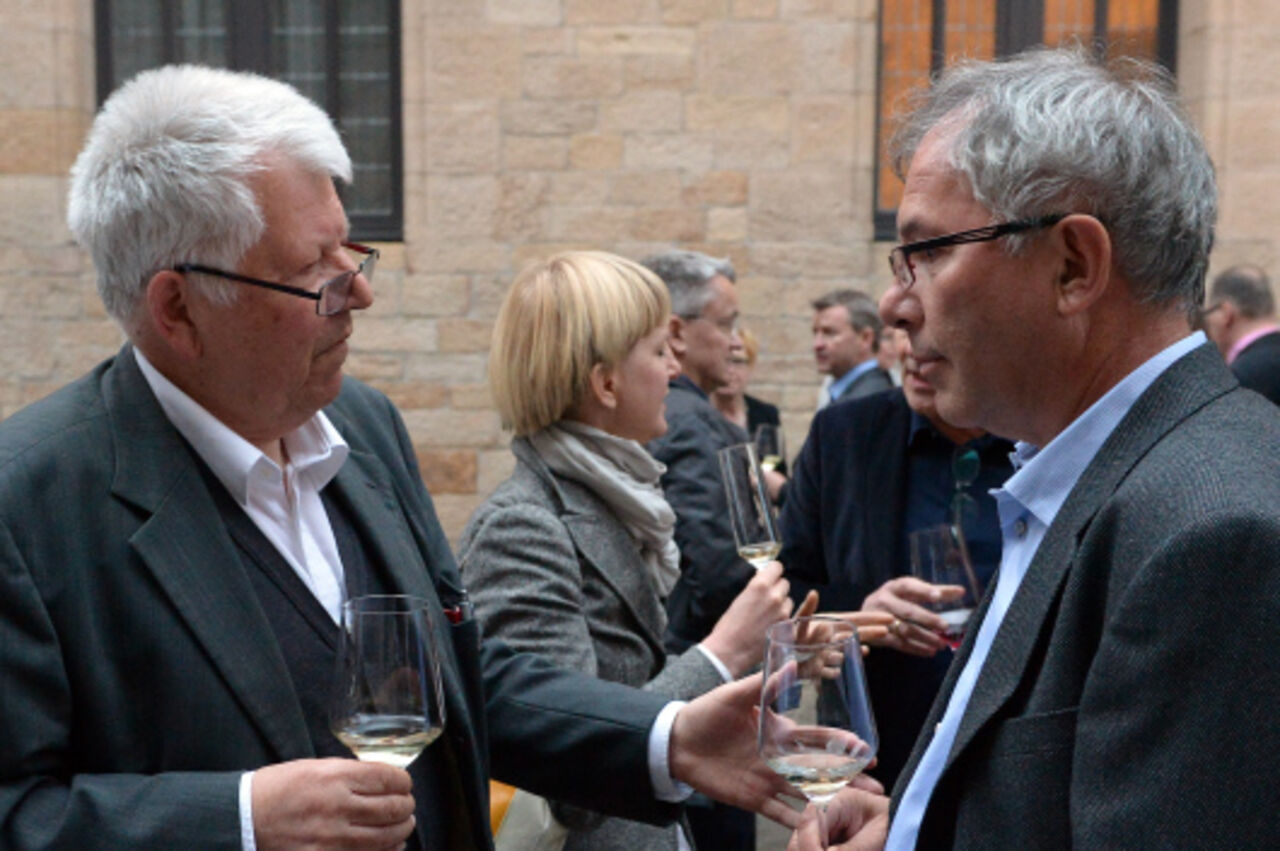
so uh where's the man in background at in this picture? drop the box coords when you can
[812,288,893,408]
[779,337,1013,790]
[1202,263,1280,404]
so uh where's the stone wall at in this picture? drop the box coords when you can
[0,0,1276,542]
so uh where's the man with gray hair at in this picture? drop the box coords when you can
[642,248,770,851]
[812,288,893,407]
[796,47,1280,850]
[0,67,800,850]
[1201,264,1280,405]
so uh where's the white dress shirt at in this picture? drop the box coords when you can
[887,332,1206,849]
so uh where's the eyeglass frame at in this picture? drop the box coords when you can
[175,241,379,316]
[888,213,1067,291]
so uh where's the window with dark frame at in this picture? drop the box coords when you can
[875,0,1179,240]
[95,0,403,242]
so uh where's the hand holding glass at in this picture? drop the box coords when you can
[718,442,781,569]
[330,594,446,768]
[909,525,982,650]
[758,616,878,850]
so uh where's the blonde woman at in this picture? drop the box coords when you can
[459,252,797,850]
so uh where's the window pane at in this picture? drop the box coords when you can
[110,0,168,83]
[944,0,995,63]
[1044,0,1096,47]
[338,0,396,220]
[175,0,228,66]
[1107,0,1160,60]
[877,0,935,214]
[271,0,327,106]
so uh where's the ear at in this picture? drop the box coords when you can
[585,362,619,411]
[1052,214,1113,317]
[667,314,689,360]
[144,270,204,359]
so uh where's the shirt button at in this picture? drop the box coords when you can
[935,722,943,735]
[1014,518,1028,537]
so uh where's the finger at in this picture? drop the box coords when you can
[348,791,417,827]
[796,590,820,619]
[345,763,414,795]
[832,610,895,627]
[759,795,805,829]
[854,625,890,645]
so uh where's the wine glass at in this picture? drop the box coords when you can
[754,424,786,474]
[717,442,781,569]
[329,594,446,768]
[909,524,983,650]
[758,616,878,850]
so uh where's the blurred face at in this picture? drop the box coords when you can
[609,322,681,443]
[812,305,874,379]
[879,127,1059,442]
[186,158,373,449]
[877,326,906,371]
[673,274,741,393]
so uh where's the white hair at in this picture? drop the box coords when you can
[890,46,1217,318]
[640,249,736,318]
[67,65,352,331]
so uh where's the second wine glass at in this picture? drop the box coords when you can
[329,594,446,768]
[718,442,781,569]
[758,616,878,850]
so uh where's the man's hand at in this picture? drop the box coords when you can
[253,758,416,850]
[861,577,963,657]
[788,789,889,851]
[669,673,805,828]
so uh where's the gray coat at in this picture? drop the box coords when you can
[893,343,1280,848]
[459,437,725,850]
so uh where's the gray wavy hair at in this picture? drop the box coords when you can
[68,65,352,333]
[640,250,736,318]
[890,46,1217,317]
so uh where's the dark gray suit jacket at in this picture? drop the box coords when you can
[647,375,752,653]
[0,347,674,849]
[835,364,893,403]
[891,343,1280,848]
[459,438,724,850]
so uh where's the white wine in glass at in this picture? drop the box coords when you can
[718,442,781,570]
[330,594,446,769]
[759,617,878,849]
[754,424,786,473]
[909,524,982,650]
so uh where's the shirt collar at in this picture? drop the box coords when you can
[1226,324,1280,364]
[1000,331,1206,529]
[133,348,349,506]
[827,358,879,400]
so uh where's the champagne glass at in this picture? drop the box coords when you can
[330,594,446,768]
[909,524,983,650]
[718,442,781,569]
[758,616,878,850]
[754,424,786,473]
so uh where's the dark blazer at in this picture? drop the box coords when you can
[892,344,1280,848]
[1230,327,1280,405]
[836,364,894,403]
[647,375,752,653]
[0,347,674,849]
[459,438,724,850]
[777,389,1012,788]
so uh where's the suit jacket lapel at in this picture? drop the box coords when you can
[943,344,1236,768]
[863,393,912,589]
[105,348,313,761]
[515,440,669,656]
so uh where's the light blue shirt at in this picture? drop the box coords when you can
[824,358,880,405]
[886,332,1207,849]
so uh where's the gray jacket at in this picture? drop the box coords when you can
[459,437,724,850]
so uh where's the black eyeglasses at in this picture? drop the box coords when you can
[888,214,1066,290]
[176,242,379,316]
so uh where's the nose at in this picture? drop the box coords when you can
[879,286,917,333]
[345,268,375,312]
[663,342,680,379]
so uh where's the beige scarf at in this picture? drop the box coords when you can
[528,421,682,598]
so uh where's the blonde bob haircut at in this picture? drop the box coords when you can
[490,251,672,436]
